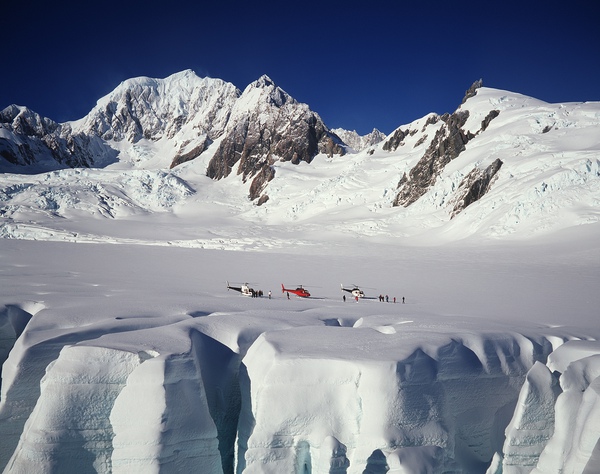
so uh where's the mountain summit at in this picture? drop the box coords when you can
[206,74,345,202]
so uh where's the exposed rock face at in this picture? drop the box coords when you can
[481,109,500,132]
[0,106,116,171]
[206,75,345,200]
[393,110,473,207]
[169,138,212,169]
[450,158,503,217]
[382,127,410,152]
[461,79,483,104]
[383,114,445,153]
[392,83,501,212]
[249,165,276,202]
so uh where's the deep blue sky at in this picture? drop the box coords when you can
[2,0,599,135]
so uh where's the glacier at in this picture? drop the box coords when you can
[1,72,599,473]
[1,238,599,473]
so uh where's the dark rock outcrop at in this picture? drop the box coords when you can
[422,114,440,132]
[481,110,500,132]
[382,128,409,152]
[206,76,345,200]
[206,111,343,184]
[393,83,501,209]
[0,106,116,171]
[450,158,503,217]
[393,110,472,207]
[249,165,276,202]
[461,79,483,105]
[169,137,212,169]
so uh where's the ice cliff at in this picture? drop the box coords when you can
[1,303,598,473]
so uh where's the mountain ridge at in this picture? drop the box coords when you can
[1,71,347,203]
[1,72,599,243]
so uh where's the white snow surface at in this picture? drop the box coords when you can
[1,82,600,473]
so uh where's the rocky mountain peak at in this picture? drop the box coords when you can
[461,79,484,104]
[240,75,292,110]
[393,86,502,211]
[331,128,386,152]
[254,74,276,88]
[0,105,59,137]
[0,105,116,171]
[0,71,348,197]
[206,77,345,202]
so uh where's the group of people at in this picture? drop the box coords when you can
[342,294,406,303]
[377,294,404,303]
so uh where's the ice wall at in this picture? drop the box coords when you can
[488,340,600,474]
[0,318,82,467]
[2,303,598,474]
[0,305,36,374]
[491,362,561,473]
[0,308,185,469]
[4,345,143,473]
[0,307,231,474]
[237,325,552,473]
[533,342,600,474]
[110,350,222,473]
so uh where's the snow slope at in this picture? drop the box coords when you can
[1,77,599,473]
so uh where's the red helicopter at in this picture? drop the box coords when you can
[281,284,311,298]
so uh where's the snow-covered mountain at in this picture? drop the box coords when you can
[0,105,118,171]
[205,75,345,203]
[74,70,240,169]
[330,127,386,152]
[1,70,345,204]
[1,72,598,241]
[1,72,600,473]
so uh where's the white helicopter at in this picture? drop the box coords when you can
[227,281,256,297]
[341,284,365,298]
